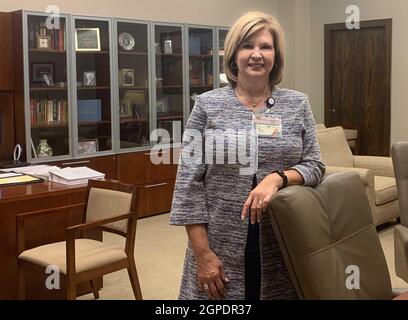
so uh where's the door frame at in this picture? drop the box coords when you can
[324,18,392,152]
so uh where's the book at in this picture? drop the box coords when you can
[48,166,105,185]
[77,99,102,122]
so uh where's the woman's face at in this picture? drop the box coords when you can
[235,28,275,82]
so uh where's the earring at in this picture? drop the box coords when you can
[230,61,238,70]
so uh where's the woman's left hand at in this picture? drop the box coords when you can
[241,174,283,224]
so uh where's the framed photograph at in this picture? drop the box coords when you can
[37,34,51,49]
[123,90,146,117]
[156,97,169,115]
[119,100,133,118]
[31,62,54,83]
[83,71,96,87]
[119,69,134,87]
[77,139,98,155]
[41,72,54,87]
[75,28,101,51]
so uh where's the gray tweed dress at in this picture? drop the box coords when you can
[170,85,325,300]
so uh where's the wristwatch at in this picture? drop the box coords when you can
[272,170,288,189]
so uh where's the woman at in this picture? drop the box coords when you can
[170,11,325,300]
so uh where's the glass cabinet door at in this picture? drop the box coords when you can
[188,27,214,112]
[218,29,229,88]
[73,17,113,156]
[116,21,150,150]
[26,13,70,160]
[154,24,184,145]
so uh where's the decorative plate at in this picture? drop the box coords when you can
[118,32,135,51]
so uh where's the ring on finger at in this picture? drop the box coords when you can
[203,283,209,291]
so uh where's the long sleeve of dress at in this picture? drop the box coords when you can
[169,96,209,225]
[290,97,326,186]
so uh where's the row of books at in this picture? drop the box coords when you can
[28,20,65,50]
[30,98,68,126]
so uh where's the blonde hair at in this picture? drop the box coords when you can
[224,11,286,88]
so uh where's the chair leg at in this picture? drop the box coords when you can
[18,265,26,300]
[127,260,143,300]
[66,278,76,300]
[90,279,99,299]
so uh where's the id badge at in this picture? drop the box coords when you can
[252,113,282,138]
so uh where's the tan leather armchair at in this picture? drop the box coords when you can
[316,126,399,225]
[392,142,408,284]
[268,171,408,299]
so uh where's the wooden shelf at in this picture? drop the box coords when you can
[120,117,148,123]
[78,120,111,126]
[156,85,182,89]
[190,54,212,59]
[29,49,66,54]
[30,86,67,91]
[77,86,110,90]
[119,86,148,90]
[190,85,213,88]
[156,53,182,57]
[157,115,183,121]
[76,51,109,54]
[32,122,68,128]
[118,51,147,55]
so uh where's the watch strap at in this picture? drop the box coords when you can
[272,170,288,189]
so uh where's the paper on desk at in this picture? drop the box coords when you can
[0,172,22,178]
[1,165,59,180]
[48,166,105,185]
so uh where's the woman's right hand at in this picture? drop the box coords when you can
[196,250,229,300]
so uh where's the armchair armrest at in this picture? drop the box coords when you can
[325,165,374,187]
[16,203,86,254]
[353,155,394,177]
[394,225,408,284]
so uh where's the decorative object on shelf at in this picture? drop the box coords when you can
[83,71,96,86]
[75,28,101,51]
[164,40,173,54]
[31,62,54,83]
[119,100,133,118]
[41,72,54,87]
[36,139,53,157]
[37,34,51,49]
[123,90,146,118]
[77,99,101,121]
[119,69,134,87]
[156,97,169,115]
[118,32,135,51]
[77,139,98,154]
[189,36,201,55]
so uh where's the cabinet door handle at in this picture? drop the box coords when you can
[144,150,168,156]
[62,160,91,166]
[144,182,168,188]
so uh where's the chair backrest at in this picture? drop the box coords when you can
[316,126,354,167]
[391,142,408,227]
[85,179,138,235]
[315,123,327,130]
[268,171,392,299]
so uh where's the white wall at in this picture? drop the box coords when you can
[0,0,279,27]
[309,0,408,144]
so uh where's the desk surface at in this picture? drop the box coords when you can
[0,181,87,203]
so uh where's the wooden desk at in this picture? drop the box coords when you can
[0,181,92,299]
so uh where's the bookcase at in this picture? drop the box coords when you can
[9,10,228,217]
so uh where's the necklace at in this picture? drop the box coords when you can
[235,87,271,110]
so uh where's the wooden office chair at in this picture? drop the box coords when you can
[16,179,142,300]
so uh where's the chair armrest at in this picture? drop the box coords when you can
[353,155,394,177]
[66,212,133,235]
[325,165,374,187]
[394,225,408,284]
[16,203,86,254]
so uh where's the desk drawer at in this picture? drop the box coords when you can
[137,179,175,218]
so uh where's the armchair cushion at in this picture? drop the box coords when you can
[325,165,373,187]
[316,127,354,167]
[354,155,394,178]
[374,176,398,205]
[18,239,126,274]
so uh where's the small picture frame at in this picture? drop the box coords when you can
[119,100,133,118]
[83,71,96,87]
[119,69,134,87]
[75,28,101,51]
[31,62,54,84]
[41,72,54,87]
[156,97,169,115]
[77,139,98,155]
[37,34,51,49]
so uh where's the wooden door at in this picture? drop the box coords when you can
[325,19,392,156]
